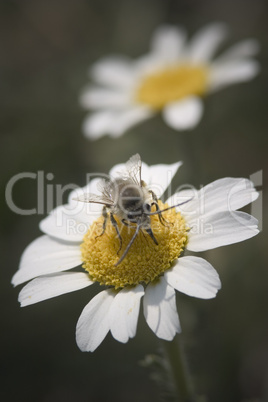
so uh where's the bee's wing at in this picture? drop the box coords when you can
[124,153,142,186]
[96,179,108,193]
[74,193,114,206]
[97,179,115,201]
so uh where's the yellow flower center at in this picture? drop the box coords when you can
[136,64,208,109]
[81,201,188,288]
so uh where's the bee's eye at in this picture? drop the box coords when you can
[144,203,151,213]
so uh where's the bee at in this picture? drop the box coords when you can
[75,154,188,266]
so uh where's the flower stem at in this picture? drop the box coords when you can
[162,335,195,402]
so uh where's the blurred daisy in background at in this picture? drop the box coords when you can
[80,23,259,139]
[12,155,259,351]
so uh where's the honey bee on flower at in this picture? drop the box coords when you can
[12,155,259,351]
[74,154,190,266]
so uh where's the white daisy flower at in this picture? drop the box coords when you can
[80,23,260,139]
[12,155,259,352]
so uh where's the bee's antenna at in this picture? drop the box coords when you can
[145,197,193,216]
[114,224,141,266]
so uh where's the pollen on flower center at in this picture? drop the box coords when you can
[81,201,188,289]
[136,64,208,109]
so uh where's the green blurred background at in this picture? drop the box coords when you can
[1,0,267,401]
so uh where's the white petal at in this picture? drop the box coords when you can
[134,26,186,75]
[68,178,104,205]
[166,190,200,218]
[12,235,81,286]
[39,203,98,242]
[19,272,93,307]
[109,285,144,343]
[109,160,151,185]
[143,277,180,340]
[150,25,186,61]
[109,162,129,178]
[165,256,221,299]
[187,23,228,62]
[163,96,203,130]
[80,87,131,110]
[202,177,259,213]
[209,60,259,91]
[147,161,182,198]
[82,111,115,140]
[108,107,154,138]
[83,107,154,140]
[168,177,259,222]
[134,54,165,76]
[67,179,105,224]
[214,39,260,62]
[187,211,259,252]
[76,289,115,352]
[90,56,134,88]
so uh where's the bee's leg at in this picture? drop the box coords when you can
[95,206,108,239]
[140,229,149,244]
[122,219,148,243]
[110,213,122,254]
[152,202,170,226]
[145,227,158,245]
[149,190,172,227]
[114,224,140,266]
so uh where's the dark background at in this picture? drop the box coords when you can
[1,0,267,401]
